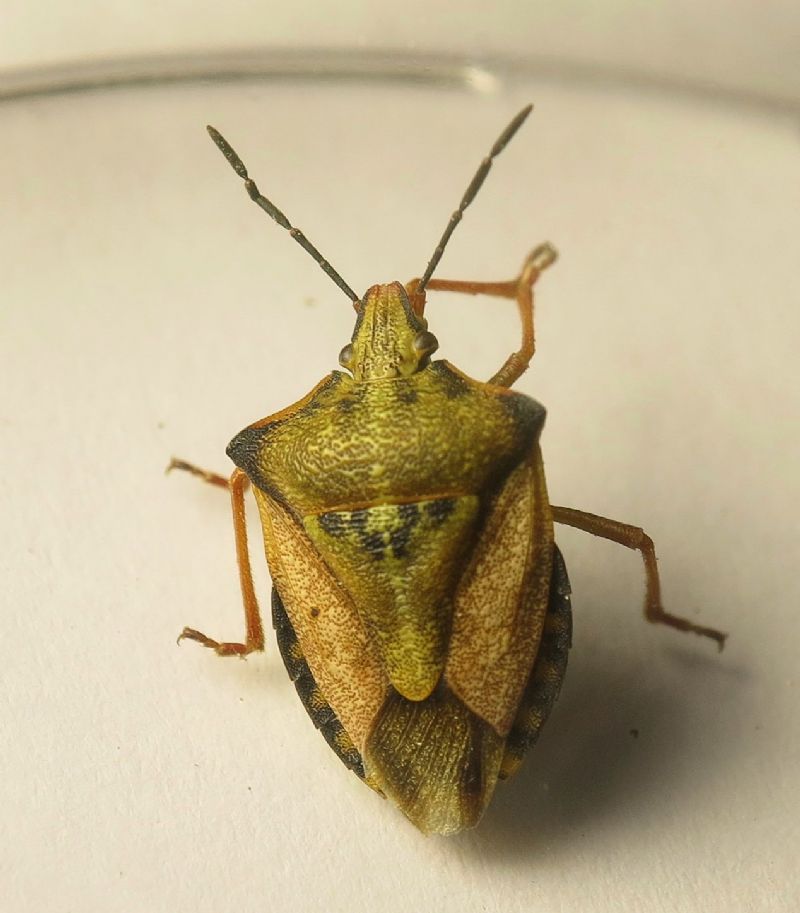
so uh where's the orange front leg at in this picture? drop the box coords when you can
[171,465,265,657]
[166,457,230,489]
[406,243,557,388]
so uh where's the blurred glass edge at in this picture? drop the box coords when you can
[1,48,797,115]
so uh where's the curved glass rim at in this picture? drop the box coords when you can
[0,47,796,115]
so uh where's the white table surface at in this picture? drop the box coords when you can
[1,57,798,913]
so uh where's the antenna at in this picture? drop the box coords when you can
[417,104,533,293]
[207,126,360,304]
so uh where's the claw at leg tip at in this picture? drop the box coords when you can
[527,243,558,272]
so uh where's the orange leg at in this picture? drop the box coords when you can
[406,243,557,388]
[552,505,727,650]
[170,463,265,657]
[166,457,230,489]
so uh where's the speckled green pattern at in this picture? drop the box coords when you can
[227,360,545,517]
[304,496,479,700]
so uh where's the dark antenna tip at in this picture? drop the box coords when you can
[417,104,535,293]
[500,104,532,142]
[207,125,249,181]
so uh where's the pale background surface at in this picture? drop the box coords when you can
[1,5,799,913]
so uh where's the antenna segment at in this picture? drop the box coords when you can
[207,125,360,304]
[417,104,533,293]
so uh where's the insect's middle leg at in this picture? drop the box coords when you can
[406,243,557,388]
[172,466,265,657]
[552,505,727,650]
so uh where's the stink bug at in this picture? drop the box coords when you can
[170,105,726,836]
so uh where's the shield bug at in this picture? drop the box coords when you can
[170,105,727,836]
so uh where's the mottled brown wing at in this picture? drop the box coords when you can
[271,587,369,780]
[499,544,572,779]
[445,447,554,737]
[252,488,388,752]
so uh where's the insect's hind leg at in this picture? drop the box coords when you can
[173,466,265,657]
[552,505,727,650]
[405,243,557,388]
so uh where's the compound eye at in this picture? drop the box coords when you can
[338,343,354,369]
[413,330,439,357]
